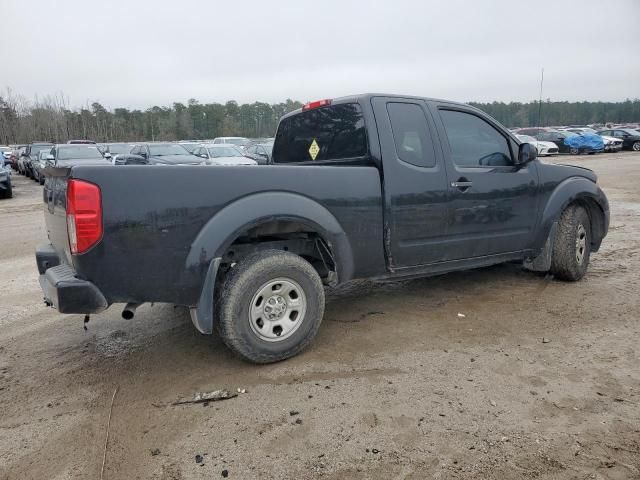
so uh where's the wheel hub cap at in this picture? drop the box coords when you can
[576,224,587,265]
[249,278,307,342]
[263,295,287,320]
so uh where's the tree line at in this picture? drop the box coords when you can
[0,88,638,145]
[468,99,640,129]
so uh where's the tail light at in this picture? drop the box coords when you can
[66,179,102,254]
[302,99,332,111]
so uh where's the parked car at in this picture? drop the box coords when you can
[516,128,578,154]
[0,146,11,161]
[100,143,134,164]
[7,145,25,171]
[16,146,28,174]
[211,137,251,150]
[596,129,640,151]
[0,155,12,199]
[244,143,273,164]
[515,135,558,156]
[192,144,257,165]
[45,144,112,169]
[21,143,55,178]
[117,143,203,165]
[35,94,610,364]
[33,150,51,185]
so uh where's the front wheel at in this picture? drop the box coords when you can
[550,205,591,281]
[217,250,325,363]
[632,141,640,151]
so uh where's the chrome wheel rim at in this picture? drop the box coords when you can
[576,224,587,265]
[249,278,307,342]
[633,142,640,151]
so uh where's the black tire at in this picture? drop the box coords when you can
[1,182,12,199]
[217,249,325,363]
[39,175,45,185]
[550,205,591,281]
[632,141,640,152]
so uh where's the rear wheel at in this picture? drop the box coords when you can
[217,250,325,363]
[550,205,591,281]
[633,141,640,151]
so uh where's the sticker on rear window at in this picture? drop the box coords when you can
[308,139,320,160]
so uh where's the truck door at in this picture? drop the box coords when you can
[428,102,539,260]
[371,97,450,267]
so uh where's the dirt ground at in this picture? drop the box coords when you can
[1,153,639,480]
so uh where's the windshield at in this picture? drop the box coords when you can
[517,135,536,143]
[149,143,189,157]
[57,145,104,160]
[148,144,190,156]
[208,146,243,158]
[108,144,133,154]
[31,144,54,155]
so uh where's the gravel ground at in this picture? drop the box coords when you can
[0,153,639,480]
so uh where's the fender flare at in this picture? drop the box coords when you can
[533,177,609,254]
[187,191,354,334]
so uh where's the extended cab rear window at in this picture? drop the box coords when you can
[272,103,368,163]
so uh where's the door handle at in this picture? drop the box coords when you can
[451,178,473,191]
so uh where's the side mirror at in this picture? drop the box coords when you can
[104,152,112,159]
[517,142,537,165]
[46,154,54,161]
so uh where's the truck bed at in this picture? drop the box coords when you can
[42,164,385,307]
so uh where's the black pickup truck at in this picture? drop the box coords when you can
[36,94,609,363]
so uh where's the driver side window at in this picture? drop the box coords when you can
[440,109,512,167]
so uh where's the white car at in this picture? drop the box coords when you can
[192,144,257,166]
[516,135,559,156]
[600,135,623,152]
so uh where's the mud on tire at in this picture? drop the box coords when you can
[216,249,325,363]
[550,205,591,281]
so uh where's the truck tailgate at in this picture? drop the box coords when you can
[42,166,74,266]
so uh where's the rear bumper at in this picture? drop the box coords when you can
[36,244,108,314]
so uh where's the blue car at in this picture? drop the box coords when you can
[564,133,604,155]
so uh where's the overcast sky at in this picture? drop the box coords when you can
[1,0,639,109]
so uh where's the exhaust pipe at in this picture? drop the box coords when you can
[122,303,141,320]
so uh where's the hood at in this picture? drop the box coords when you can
[539,161,597,183]
[55,158,111,167]
[150,154,204,165]
[207,157,257,166]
